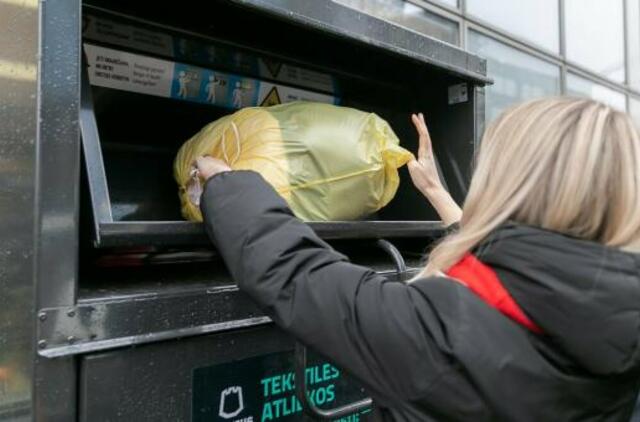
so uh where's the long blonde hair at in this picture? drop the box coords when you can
[422,97,640,277]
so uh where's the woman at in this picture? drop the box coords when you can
[195,98,640,421]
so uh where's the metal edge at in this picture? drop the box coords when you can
[39,317,273,358]
[229,0,491,84]
[36,281,268,358]
[81,4,413,95]
[295,342,372,419]
[36,264,418,358]
[96,221,446,248]
[80,59,114,233]
[34,0,82,420]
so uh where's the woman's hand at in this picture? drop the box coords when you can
[194,156,232,180]
[408,113,462,226]
[408,113,446,195]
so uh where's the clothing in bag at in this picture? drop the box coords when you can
[174,101,412,221]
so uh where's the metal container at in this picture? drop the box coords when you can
[0,1,488,420]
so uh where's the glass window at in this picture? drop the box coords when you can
[564,0,625,83]
[566,73,627,111]
[466,0,559,53]
[333,0,459,45]
[436,0,457,7]
[627,0,640,89]
[630,98,640,129]
[467,30,561,122]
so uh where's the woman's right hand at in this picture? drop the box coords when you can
[194,156,232,181]
[408,113,462,226]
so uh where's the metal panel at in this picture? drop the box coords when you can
[36,0,81,309]
[78,327,290,421]
[0,0,39,420]
[79,327,370,422]
[37,285,268,358]
[33,0,82,420]
[79,64,114,242]
[231,0,490,84]
[38,263,417,358]
[97,221,446,248]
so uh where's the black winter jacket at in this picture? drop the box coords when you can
[201,171,640,421]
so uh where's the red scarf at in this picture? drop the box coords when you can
[446,253,542,334]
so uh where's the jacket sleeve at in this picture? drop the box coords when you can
[200,171,454,403]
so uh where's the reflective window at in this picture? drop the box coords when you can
[565,0,625,83]
[468,30,561,122]
[627,0,640,89]
[334,0,459,45]
[566,73,627,111]
[436,0,457,7]
[467,0,559,53]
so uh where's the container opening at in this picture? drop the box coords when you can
[80,3,479,248]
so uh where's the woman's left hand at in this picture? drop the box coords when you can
[195,156,232,180]
[407,113,462,226]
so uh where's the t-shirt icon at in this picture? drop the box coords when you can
[218,386,245,419]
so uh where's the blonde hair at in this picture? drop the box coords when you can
[422,97,640,277]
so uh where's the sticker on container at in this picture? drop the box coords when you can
[192,350,372,422]
[448,83,469,105]
[84,43,174,97]
[83,14,337,95]
[225,76,261,110]
[84,44,340,108]
[260,86,282,107]
[257,83,338,106]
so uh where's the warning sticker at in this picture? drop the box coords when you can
[84,44,339,108]
[257,83,336,106]
[192,350,371,422]
[260,87,282,107]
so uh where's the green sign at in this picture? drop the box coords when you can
[193,350,372,422]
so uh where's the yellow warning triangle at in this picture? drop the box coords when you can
[260,86,281,107]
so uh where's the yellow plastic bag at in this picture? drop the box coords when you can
[174,101,412,221]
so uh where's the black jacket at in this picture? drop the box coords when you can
[201,171,640,421]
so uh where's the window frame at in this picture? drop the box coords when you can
[404,0,640,101]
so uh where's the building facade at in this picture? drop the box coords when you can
[337,0,640,126]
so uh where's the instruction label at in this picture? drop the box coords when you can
[83,14,336,94]
[193,351,371,422]
[84,44,338,108]
[84,44,173,97]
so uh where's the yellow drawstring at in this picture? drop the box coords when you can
[221,121,241,165]
[188,121,242,206]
